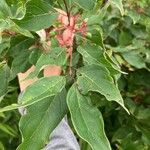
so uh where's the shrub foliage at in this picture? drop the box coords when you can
[0,0,150,150]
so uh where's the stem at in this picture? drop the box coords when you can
[57,1,63,10]
[63,0,70,24]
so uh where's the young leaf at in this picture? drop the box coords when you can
[17,89,68,150]
[67,84,111,150]
[77,65,129,113]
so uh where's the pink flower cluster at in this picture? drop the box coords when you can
[55,9,87,74]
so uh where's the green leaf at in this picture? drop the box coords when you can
[112,127,132,143]
[0,19,33,38]
[127,10,140,24]
[28,47,67,79]
[9,35,35,57]
[77,43,120,75]
[18,76,66,106]
[0,63,10,97]
[11,21,33,38]
[111,0,124,16]
[74,0,96,10]
[8,35,35,78]
[0,18,12,31]
[0,37,10,54]
[8,0,26,20]
[0,0,26,20]
[119,31,133,46]
[136,125,150,145]
[122,51,147,69]
[29,48,42,65]
[0,103,20,113]
[0,112,5,118]
[15,0,58,31]
[86,29,104,48]
[0,0,11,18]
[77,65,129,113]
[0,141,5,150]
[87,2,110,25]
[140,15,150,33]
[17,89,68,150]
[11,50,31,79]
[0,76,66,113]
[0,123,17,136]
[67,84,111,150]
[35,47,67,67]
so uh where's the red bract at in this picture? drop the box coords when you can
[57,9,75,28]
[57,28,74,47]
[55,8,87,74]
